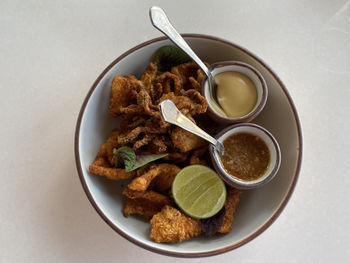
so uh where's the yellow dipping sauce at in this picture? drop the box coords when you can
[215,71,257,118]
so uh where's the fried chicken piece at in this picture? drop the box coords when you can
[127,163,180,192]
[187,65,206,91]
[140,62,158,94]
[136,87,160,118]
[171,127,207,152]
[218,187,241,233]
[123,164,177,219]
[150,205,202,243]
[196,68,205,84]
[88,129,136,180]
[123,188,174,206]
[147,136,168,153]
[188,76,201,91]
[155,71,182,95]
[189,146,208,165]
[171,62,201,90]
[123,197,165,219]
[157,90,207,116]
[133,134,154,151]
[119,104,145,116]
[163,152,190,163]
[89,157,136,180]
[171,61,207,92]
[118,119,170,146]
[109,76,142,117]
[147,164,180,191]
[120,115,147,133]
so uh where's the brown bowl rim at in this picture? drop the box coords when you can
[202,61,268,124]
[209,123,281,189]
[74,34,303,258]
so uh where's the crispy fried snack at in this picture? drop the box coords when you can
[89,159,136,180]
[123,198,166,219]
[122,163,178,219]
[90,59,242,243]
[107,61,208,153]
[189,146,209,165]
[218,187,241,233]
[140,62,158,94]
[163,152,190,163]
[123,187,173,205]
[88,129,136,180]
[171,127,207,152]
[150,205,202,243]
[109,76,142,117]
[158,90,207,116]
[171,62,205,91]
[128,163,180,192]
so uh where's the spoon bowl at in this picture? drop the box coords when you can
[159,100,225,155]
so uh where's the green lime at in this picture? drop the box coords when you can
[172,165,226,219]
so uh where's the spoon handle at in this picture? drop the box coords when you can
[149,6,211,77]
[159,100,225,154]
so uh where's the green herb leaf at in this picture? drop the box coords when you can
[129,153,169,171]
[113,147,136,172]
[154,45,192,72]
[113,147,168,172]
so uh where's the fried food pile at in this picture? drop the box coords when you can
[89,61,241,243]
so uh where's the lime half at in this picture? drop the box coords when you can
[172,165,226,219]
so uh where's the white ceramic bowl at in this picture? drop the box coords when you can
[75,34,302,257]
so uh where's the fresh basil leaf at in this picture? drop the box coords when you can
[113,147,136,172]
[154,45,192,72]
[113,147,168,172]
[129,153,169,171]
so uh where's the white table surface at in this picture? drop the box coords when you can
[1,0,350,262]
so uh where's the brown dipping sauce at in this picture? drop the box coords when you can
[220,132,270,181]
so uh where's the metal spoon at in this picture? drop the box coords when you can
[149,6,226,116]
[159,100,225,154]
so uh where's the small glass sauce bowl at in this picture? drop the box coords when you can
[209,123,281,189]
[202,61,268,125]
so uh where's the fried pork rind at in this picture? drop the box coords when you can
[158,90,207,116]
[128,163,180,192]
[123,198,167,219]
[109,76,143,117]
[88,129,136,180]
[150,205,202,243]
[122,163,180,219]
[89,160,136,180]
[218,187,241,233]
[122,187,174,219]
[140,62,158,94]
[123,187,173,205]
[107,61,208,153]
[171,61,205,91]
[90,59,242,243]
[189,146,209,165]
[163,152,190,163]
[171,127,208,152]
